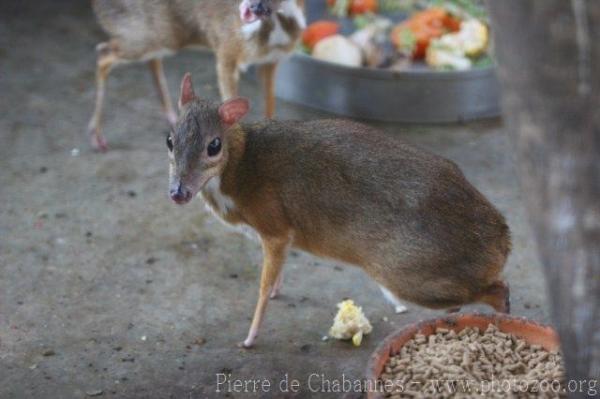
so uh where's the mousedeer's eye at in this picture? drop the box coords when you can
[207,138,222,157]
[166,135,173,151]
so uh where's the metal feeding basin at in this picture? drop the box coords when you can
[273,2,501,123]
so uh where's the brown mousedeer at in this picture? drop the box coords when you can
[88,0,305,150]
[169,74,511,348]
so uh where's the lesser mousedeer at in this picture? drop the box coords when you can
[168,74,511,348]
[88,0,305,150]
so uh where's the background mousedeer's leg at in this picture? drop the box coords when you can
[148,58,177,128]
[87,42,117,151]
[216,52,239,100]
[242,235,289,348]
[259,63,277,118]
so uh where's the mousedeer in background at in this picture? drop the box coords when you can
[88,0,305,150]
[169,74,512,348]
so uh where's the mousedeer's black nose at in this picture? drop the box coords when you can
[250,2,269,16]
[170,183,192,205]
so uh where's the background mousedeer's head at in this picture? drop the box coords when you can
[239,0,288,23]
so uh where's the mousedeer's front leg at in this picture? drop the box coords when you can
[242,235,290,348]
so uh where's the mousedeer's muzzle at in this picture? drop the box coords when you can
[250,1,271,17]
[170,182,192,205]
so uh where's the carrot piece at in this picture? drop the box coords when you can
[391,8,460,59]
[302,20,341,50]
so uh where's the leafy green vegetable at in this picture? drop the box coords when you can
[437,64,456,71]
[396,27,417,54]
[353,14,376,30]
[380,0,420,13]
[429,0,488,20]
[330,0,351,18]
[472,54,494,68]
[297,43,311,54]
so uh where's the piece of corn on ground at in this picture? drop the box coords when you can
[329,300,373,346]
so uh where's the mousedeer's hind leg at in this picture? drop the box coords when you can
[270,270,283,299]
[477,280,510,313]
[87,41,119,151]
[241,236,290,348]
[379,285,408,314]
[148,58,177,128]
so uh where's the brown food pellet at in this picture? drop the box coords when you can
[379,324,566,398]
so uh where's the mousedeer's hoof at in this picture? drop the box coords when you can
[238,339,255,349]
[239,328,259,348]
[88,127,109,152]
[91,136,109,152]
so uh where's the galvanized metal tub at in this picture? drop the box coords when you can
[274,55,500,123]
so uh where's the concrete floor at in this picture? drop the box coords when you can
[0,1,550,398]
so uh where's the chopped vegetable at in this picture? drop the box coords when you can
[328,0,378,17]
[302,20,341,50]
[391,8,461,59]
[441,18,488,57]
[394,27,417,55]
[329,299,373,346]
[426,44,472,70]
[349,0,378,15]
[426,19,488,70]
[313,35,363,67]
[430,0,488,21]
[379,0,418,13]
[327,0,350,18]
[305,2,492,72]
[350,18,395,68]
[472,54,493,68]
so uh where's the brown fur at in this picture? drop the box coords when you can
[87,0,304,150]
[169,80,511,347]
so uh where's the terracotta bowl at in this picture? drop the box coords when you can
[365,313,560,399]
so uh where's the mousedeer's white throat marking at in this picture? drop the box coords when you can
[241,20,262,39]
[202,177,236,217]
[201,177,259,241]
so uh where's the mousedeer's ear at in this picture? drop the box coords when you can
[178,73,195,109]
[219,97,250,126]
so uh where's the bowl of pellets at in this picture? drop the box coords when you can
[365,313,565,399]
